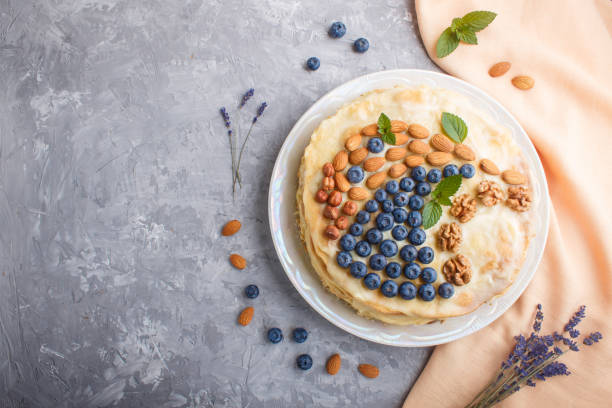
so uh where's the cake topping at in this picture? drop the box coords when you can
[322,176,335,191]
[502,169,527,185]
[507,186,532,212]
[348,187,368,201]
[345,133,362,151]
[477,180,504,206]
[408,123,429,139]
[366,171,387,189]
[324,225,340,240]
[349,147,368,164]
[443,254,472,286]
[408,140,430,154]
[335,216,349,230]
[323,205,339,220]
[450,194,477,223]
[322,162,335,177]
[361,123,378,136]
[334,172,350,192]
[327,190,342,207]
[332,150,349,171]
[431,133,455,152]
[426,151,453,166]
[363,156,385,172]
[438,222,462,252]
[385,147,407,161]
[342,201,358,215]
[405,155,425,167]
[390,120,409,133]
[454,144,475,161]
[388,163,408,178]
[480,158,500,175]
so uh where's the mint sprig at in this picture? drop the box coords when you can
[436,10,497,58]
[377,112,396,145]
[441,112,468,143]
[422,174,462,229]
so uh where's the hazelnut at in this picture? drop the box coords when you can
[324,225,340,240]
[327,190,342,207]
[323,205,339,220]
[322,162,335,177]
[315,189,329,203]
[335,216,349,230]
[322,176,335,191]
[342,201,357,215]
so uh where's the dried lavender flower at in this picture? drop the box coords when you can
[239,88,254,108]
[252,102,267,123]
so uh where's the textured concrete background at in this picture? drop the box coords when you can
[0,0,441,406]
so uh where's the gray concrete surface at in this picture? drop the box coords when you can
[0,0,440,406]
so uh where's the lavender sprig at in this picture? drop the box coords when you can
[239,88,254,108]
[220,107,237,193]
[234,102,267,191]
[465,304,602,408]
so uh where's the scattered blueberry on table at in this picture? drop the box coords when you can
[353,37,369,53]
[296,354,313,370]
[244,284,259,299]
[306,57,320,71]
[328,21,346,38]
[293,328,309,343]
[268,328,284,344]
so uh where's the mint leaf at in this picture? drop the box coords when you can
[422,201,442,229]
[450,18,464,33]
[456,29,478,44]
[433,174,462,200]
[438,196,452,206]
[436,27,459,58]
[460,11,497,32]
[378,112,391,134]
[381,131,396,145]
[441,112,468,143]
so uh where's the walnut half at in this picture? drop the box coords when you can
[437,222,462,253]
[477,180,504,207]
[442,254,472,286]
[450,194,477,223]
[507,186,532,212]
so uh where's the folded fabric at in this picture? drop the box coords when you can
[405,1,612,406]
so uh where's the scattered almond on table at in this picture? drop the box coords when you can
[512,75,535,90]
[222,219,241,236]
[488,61,511,77]
[326,354,342,375]
[229,253,247,270]
[358,363,379,378]
[238,306,254,326]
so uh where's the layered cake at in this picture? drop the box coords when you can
[297,85,535,325]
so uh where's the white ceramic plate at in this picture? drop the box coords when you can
[268,69,549,347]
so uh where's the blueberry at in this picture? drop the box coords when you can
[403,262,421,279]
[340,234,356,251]
[385,262,401,278]
[400,177,415,192]
[268,328,283,344]
[460,163,475,178]
[349,223,363,236]
[297,354,313,370]
[365,200,379,213]
[408,195,424,210]
[391,225,408,241]
[306,57,320,71]
[438,282,455,299]
[427,169,442,183]
[421,267,437,283]
[349,261,367,278]
[407,211,422,228]
[355,241,372,257]
[374,189,387,202]
[385,180,399,194]
[393,192,409,207]
[379,239,398,257]
[399,245,417,262]
[392,208,408,223]
[417,246,434,264]
[375,212,394,231]
[328,21,346,38]
[443,164,459,177]
[399,282,417,300]
[380,280,399,298]
[347,166,365,183]
[367,137,384,153]
[353,37,369,53]
[356,210,370,224]
[365,228,383,245]
[244,284,259,299]
[415,182,431,196]
[369,254,387,270]
[418,283,436,301]
[363,273,381,289]
[336,251,352,267]
[381,199,394,213]
[293,328,308,343]
[408,228,426,245]
[411,166,426,181]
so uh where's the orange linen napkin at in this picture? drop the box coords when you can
[404,1,612,407]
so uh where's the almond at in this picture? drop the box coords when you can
[229,254,246,270]
[408,140,430,154]
[326,354,341,375]
[349,147,368,164]
[366,171,387,189]
[431,134,454,152]
[345,134,362,151]
[361,123,378,136]
[238,306,254,326]
[489,61,511,77]
[454,144,475,161]
[363,157,386,172]
[480,159,500,175]
[393,133,409,145]
[390,120,408,133]
[334,172,350,192]
[385,147,407,161]
[388,163,407,178]
[512,75,534,90]
[502,169,526,185]
[426,151,453,166]
[408,124,429,139]
[332,151,349,171]
[405,155,424,167]
[358,364,379,379]
[348,187,369,201]
[222,220,241,236]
